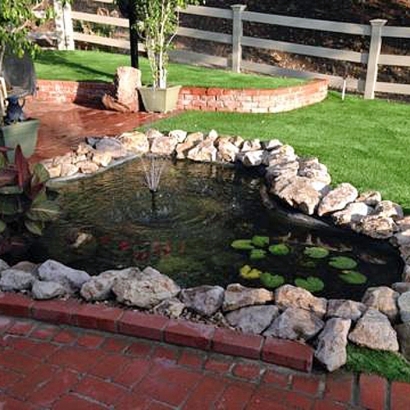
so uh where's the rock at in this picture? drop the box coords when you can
[225,305,279,334]
[394,229,410,247]
[264,145,297,167]
[153,298,185,318]
[404,264,410,282]
[77,160,100,174]
[38,260,90,292]
[54,153,76,166]
[145,129,164,140]
[102,94,130,113]
[362,286,399,322]
[375,200,404,221]
[119,131,150,154]
[112,266,180,309]
[401,248,410,265]
[395,322,410,361]
[0,259,9,272]
[398,291,410,323]
[0,269,36,291]
[113,66,141,112]
[92,152,112,167]
[151,135,178,156]
[95,138,128,159]
[32,280,66,300]
[11,261,37,274]
[397,216,410,231]
[356,215,396,239]
[241,139,261,152]
[275,285,327,318]
[327,299,367,321]
[207,129,219,141]
[262,139,282,150]
[73,154,87,164]
[348,309,399,352]
[180,285,224,316]
[76,142,94,156]
[216,137,239,162]
[230,135,244,148]
[241,150,266,167]
[298,158,331,184]
[80,269,124,301]
[357,191,382,207]
[318,183,358,217]
[187,138,217,162]
[332,202,373,226]
[265,161,299,183]
[315,318,351,372]
[223,283,273,312]
[45,164,62,178]
[263,307,324,341]
[392,282,410,294]
[60,163,79,177]
[169,130,187,143]
[272,176,328,215]
[176,132,204,159]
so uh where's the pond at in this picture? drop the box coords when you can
[31,159,403,301]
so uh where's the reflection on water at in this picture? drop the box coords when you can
[32,159,403,300]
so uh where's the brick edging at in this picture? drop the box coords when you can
[33,79,329,114]
[0,292,313,373]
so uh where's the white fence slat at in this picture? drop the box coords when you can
[71,11,129,28]
[177,27,232,44]
[375,81,410,95]
[182,5,233,19]
[378,54,410,67]
[72,32,147,51]
[382,26,410,38]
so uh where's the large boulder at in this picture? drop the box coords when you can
[225,305,279,335]
[112,266,180,308]
[315,318,351,372]
[263,307,324,341]
[0,259,10,272]
[317,183,358,217]
[113,66,141,112]
[32,280,66,300]
[0,269,35,291]
[327,299,366,321]
[222,283,273,312]
[95,138,128,159]
[362,286,399,322]
[180,285,224,316]
[348,309,399,352]
[38,260,90,292]
[275,285,327,318]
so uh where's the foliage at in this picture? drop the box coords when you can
[132,0,202,88]
[249,248,266,260]
[268,243,290,256]
[231,239,254,250]
[252,235,269,248]
[260,272,285,289]
[0,145,59,254]
[329,256,358,270]
[239,264,261,280]
[339,270,367,284]
[294,276,325,293]
[303,246,329,259]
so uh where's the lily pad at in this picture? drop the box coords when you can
[294,276,325,293]
[304,246,329,259]
[252,235,269,248]
[231,239,254,250]
[299,260,317,269]
[260,272,285,289]
[250,249,267,260]
[269,243,290,256]
[329,256,358,270]
[240,265,262,279]
[339,270,367,285]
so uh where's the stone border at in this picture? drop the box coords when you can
[2,128,410,375]
[31,79,328,114]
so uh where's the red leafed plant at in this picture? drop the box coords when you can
[0,145,60,255]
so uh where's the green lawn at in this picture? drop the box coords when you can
[34,50,303,89]
[143,92,410,211]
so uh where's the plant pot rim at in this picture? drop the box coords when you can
[139,85,182,90]
[1,118,39,127]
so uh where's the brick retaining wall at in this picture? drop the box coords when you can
[33,79,328,113]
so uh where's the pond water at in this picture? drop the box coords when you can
[31,159,403,301]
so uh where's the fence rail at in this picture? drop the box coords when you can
[51,2,410,98]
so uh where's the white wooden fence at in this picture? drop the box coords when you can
[51,1,410,99]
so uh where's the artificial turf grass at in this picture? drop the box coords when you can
[34,50,304,89]
[346,344,410,383]
[142,91,410,211]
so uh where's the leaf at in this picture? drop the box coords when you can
[24,219,44,236]
[260,272,285,289]
[0,220,6,233]
[268,243,290,256]
[14,145,30,189]
[304,246,329,259]
[250,249,266,260]
[0,197,20,215]
[251,235,269,248]
[231,239,254,250]
[339,270,367,285]
[31,187,48,205]
[295,277,325,293]
[0,167,17,187]
[329,256,358,270]
[239,265,262,279]
[31,163,50,185]
[26,200,60,221]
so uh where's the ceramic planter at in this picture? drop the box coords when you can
[139,85,181,113]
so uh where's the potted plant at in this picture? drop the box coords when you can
[133,0,201,113]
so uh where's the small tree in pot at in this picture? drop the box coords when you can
[134,0,201,112]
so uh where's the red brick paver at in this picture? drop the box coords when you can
[1,314,406,409]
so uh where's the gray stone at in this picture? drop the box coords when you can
[112,266,180,309]
[95,138,128,158]
[216,137,239,162]
[80,269,125,301]
[275,285,327,318]
[187,138,217,162]
[0,259,9,272]
[150,135,178,156]
[297,157,330,184]
[175,132,203,159]
[315,318,351,372]
[0,269,35,291]
[263,307,324,341]
[397,216,410,231]
[223,283,273,312]
[348,308,399,352]
[264,145,297,167]
[262,139,282,150]
[356,215,396,239]
[153,298,185,318]
[145,128,164,140]
[241,150,266,167]
[265,161,299,183]
[375,200,404,221]
[32,280,66,300]
[225,305,279,335]
[332,202,373,226]
[398,291,410,323]
[241,139,261,152]
[169,130,187,143]
[38,260,90,292]
[318,183,358,217]
[180,285,224,316]
[362,286,399,322]
[357,191,382,207]
[396,322,410,361]
[327,299,367,321]
[11,261,37,275]
[392,282,410,294]
[394,229,410,247]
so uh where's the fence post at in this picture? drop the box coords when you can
[53,0,75,50]
[231,4,246,73]
[364,19,386,99]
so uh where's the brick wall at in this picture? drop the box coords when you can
[33,79,328,113]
